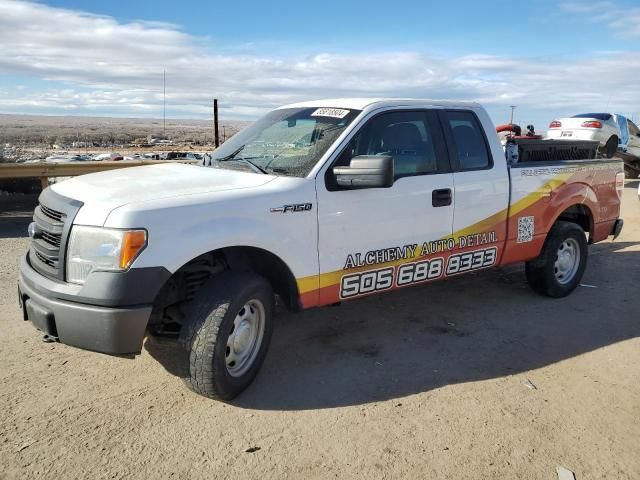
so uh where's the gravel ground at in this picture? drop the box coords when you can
[1,183,639,480]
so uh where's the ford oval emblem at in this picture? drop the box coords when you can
[28,222,36,238]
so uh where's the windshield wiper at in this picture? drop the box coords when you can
[214,156,269,175]
[212,144,269,174]
[268,167,290,175]
[237,158,269,175]
[216,145,246,162]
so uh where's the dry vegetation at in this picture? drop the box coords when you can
[0,114,248,161]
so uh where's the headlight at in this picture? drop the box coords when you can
[66,226,147,284]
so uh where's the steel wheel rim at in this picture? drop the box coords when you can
[225,299,265,377]
[554,238,580,285]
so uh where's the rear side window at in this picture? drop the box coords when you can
[443,111,491,170]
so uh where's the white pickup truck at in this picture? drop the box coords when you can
[19,99,624,399]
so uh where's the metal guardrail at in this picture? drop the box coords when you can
[0,160,198,189]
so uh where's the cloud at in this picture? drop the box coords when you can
[0,0,639,124]
[560,1,640,37]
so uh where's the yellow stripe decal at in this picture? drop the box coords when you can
[297,173,573,294]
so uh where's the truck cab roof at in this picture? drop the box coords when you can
[278,98,481,111]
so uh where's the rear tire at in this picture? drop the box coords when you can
[525,221,588,298]
[603,136,618,158]
[179,271,274,400]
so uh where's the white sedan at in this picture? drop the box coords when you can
[94,152,123,161]
[546,113,622,158]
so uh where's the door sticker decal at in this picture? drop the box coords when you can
[517,216,535,243]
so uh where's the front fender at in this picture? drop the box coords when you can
[166,216,314,274]
[114,206,318,284]
[102,177,319,283]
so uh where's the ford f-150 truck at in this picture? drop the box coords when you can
[18,99,625,399]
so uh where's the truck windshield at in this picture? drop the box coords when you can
[208,107,361,177]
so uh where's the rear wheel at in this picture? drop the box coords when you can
[525,221,588,298]
[602,136,618,158]
[179,271,274,400]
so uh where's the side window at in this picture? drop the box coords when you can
[444,111,491,170]
[334,111,445,179]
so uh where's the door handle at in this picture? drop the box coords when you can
[432,188,452,207]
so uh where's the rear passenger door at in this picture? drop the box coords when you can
[439,109,509,267]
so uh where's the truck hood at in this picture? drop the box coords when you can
[51,163,277,226]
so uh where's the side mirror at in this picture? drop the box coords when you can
[333,155,394,189]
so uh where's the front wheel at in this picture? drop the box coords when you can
[525,221,588,298]
[179,271,274,400]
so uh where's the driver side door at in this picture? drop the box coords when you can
[313,109,454,306]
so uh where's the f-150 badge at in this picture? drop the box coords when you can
[270,203,313,213]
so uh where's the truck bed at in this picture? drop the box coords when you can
[501,157,623,264]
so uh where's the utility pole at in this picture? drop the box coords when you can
[163,70,166,136]
[213,98,220,148]
[509,105,517,125]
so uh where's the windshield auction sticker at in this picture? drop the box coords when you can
[311,108,350,119]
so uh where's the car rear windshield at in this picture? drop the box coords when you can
[572,113,612,120]
[208,107,361,177]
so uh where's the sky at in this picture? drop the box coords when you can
[0,0,639,127]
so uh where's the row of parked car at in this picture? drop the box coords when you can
[42,151,204,163]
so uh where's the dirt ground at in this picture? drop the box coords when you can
[0,182,639,480]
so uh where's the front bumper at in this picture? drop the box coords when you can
[18,254,170,355]
[546,129,605,145]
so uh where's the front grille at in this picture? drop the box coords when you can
[30,202,65,277]
[34,250,56,268]
[28,190,82,280]
[40,204,65,222]
[41,230,62,248]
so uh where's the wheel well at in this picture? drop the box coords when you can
[555,204,593,242]
[148,247,300,336]
[221,246,300,312]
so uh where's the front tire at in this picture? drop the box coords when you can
[525,221,588,298]
[179,271,274,400]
